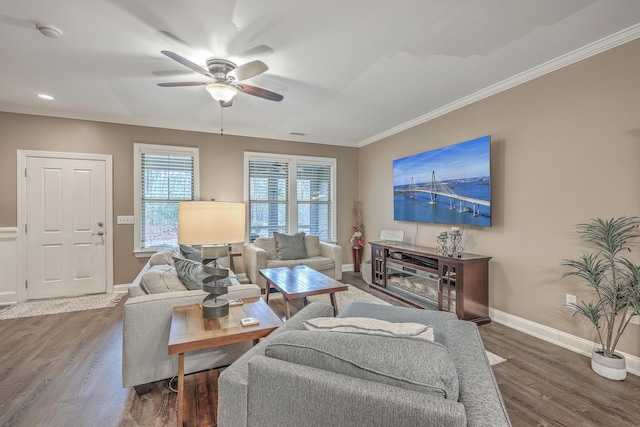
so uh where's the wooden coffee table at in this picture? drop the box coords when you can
[260,265,348,319]
[168,297,282,427]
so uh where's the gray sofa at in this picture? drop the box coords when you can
[122,247,262,394]
[218,302,511,427]
[245,235,342,290]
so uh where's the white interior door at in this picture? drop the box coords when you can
[26,156,107,299]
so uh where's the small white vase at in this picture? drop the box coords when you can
[591,348,626,380]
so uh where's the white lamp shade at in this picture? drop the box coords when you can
[205,83,238,102]
[178,201,245,245]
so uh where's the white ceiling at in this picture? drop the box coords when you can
[1,0,639,147]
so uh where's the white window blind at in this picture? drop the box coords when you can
[297,162,332,240]
[245,153,336,242]
[248,159,289,240]
[134,144,199,252]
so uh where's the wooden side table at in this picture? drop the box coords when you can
[168,297,282,426]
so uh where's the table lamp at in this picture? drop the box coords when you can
[178,201,245,319]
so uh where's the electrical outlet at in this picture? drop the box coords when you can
[566,293,577,306]
[117,215,134,225]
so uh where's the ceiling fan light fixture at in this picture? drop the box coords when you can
[206,83,238,103]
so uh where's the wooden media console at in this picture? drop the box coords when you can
[369,241,491,324]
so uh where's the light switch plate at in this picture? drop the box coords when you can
[117,215,134,225]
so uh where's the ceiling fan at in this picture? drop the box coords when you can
[157,50,283,107]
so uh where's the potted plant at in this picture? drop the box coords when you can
[562,216,640,380]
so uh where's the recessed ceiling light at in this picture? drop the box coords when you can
[38,94,54,100]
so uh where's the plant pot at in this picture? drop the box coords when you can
[591,348,626,380]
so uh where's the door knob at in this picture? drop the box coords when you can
[92,231,105,236]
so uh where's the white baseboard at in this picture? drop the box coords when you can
[113,284,130,294]
[342,264,355,272]
[489,308,640,377]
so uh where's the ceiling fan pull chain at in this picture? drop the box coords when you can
[220,105,224,136]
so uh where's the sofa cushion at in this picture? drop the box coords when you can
[265,256,335,271]
[253,238,277,260]
[304,235,321,257]
[299,256,335,272]
[265,330,459,400]
[273,232,308,260]
[173,257,209,290]
[140,264,187,294]
[303,317,434,342]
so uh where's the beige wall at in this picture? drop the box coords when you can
[360,39,640,357]
[0,114,359,285]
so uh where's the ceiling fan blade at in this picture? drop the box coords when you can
[237,84,283,101]
[236,84,284,102]
[161,50,213,78]
[157,82,207,87]
[229,60,268,81]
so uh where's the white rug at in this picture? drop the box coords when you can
[0,293,125,320]
[486,351,507,366]
[266,284,507,365]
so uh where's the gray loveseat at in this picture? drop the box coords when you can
[218,302,511,427]
[122,247,261,394]
[245,234,342,290]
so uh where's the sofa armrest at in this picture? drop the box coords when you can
[218,302,335,427]
[246,356,467,427]
[447,320,512,426]
[122,284,261,388]
[319,241,342,280]
[245,243,268,289]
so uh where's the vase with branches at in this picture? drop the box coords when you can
[562,216,640,378]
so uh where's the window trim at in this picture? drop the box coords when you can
[133,143,200,256]
[244,151,337,243]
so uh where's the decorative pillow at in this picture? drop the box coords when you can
[140,265,187,294]
[149,247,182,267]
[173,257,209,290]
[179,244,202,261]
[304,235,321,257]
[303,317,434,342]
[273,232,308,260]
[265,330,459,400]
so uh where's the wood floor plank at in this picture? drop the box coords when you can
[1,272,639,426]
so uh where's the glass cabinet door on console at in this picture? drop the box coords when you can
[371,244,386,287]
[439,262,458,316]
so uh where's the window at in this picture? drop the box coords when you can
[245,152,336,242]
[134,143,199,253]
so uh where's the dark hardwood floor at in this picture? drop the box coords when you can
[0,271,639,426]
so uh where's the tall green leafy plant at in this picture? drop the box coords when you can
[562,216,640,358]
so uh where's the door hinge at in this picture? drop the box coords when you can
[25,280,28,289]
[25,224,27,233]
[25,168,27,178]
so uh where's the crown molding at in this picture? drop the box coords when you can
[358,23,640,148]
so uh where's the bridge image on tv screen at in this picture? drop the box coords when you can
[393,135,491,227]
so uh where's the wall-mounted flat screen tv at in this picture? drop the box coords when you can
[393,135,491,227]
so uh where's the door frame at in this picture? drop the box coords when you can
[16,150,113,302]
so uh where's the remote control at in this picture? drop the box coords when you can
[240,317,260,326]
[228,299,244,306]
